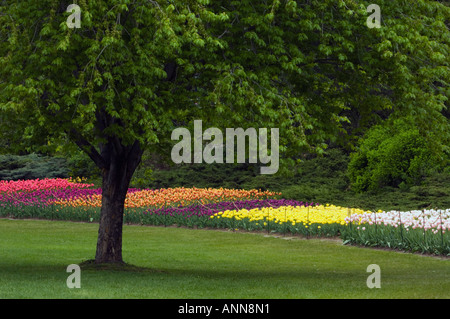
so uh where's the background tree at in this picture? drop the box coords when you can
[1,0,448,264]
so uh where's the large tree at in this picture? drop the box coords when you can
[1,0,448,263]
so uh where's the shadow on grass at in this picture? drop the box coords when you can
[75,258,358,283]
[79,259,166,273]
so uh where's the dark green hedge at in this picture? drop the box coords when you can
[0,154,69,180]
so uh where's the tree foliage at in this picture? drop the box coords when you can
[1,0,448,161]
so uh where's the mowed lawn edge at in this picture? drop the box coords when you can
[0,219,449,299]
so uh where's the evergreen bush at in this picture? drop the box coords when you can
[0,154,69,180]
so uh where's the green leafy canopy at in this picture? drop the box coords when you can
[1,0,449,171]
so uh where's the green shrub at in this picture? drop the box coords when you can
[348,122,442,192]
[0,154,69,180]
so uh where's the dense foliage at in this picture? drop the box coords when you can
[1,0,449,166]
[348,118,445,192]
[0,154,69,180]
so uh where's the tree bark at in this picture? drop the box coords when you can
[94,140,143,264]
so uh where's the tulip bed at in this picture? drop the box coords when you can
[207,204,367,237]
[342,210,450,255]
[0,178,449,255]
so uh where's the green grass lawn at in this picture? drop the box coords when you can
[0,219,448,299]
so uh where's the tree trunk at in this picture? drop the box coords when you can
[94,141,143,264]
[94,169,128,264]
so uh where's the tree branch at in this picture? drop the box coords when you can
[68,128,108,170]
